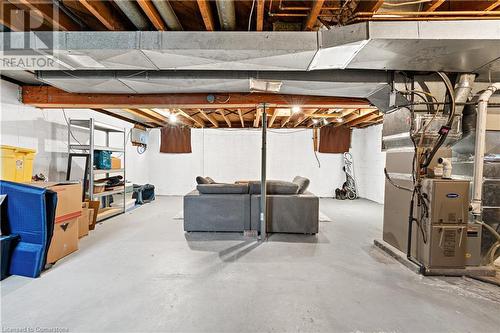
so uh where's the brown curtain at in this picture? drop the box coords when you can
[318,126,351,153]
[160,127,192,153]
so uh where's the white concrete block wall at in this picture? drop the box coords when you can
[0,80,149,184]
[350,125,386,204]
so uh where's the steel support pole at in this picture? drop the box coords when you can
[259,104,267,240]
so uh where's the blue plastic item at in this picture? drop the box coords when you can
[1,234,20,280]
[94,150,112,170]
[0,181,57,278]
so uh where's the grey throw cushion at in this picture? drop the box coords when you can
[292,176,310,194]
[197,184,249,194]
[196,176,210,184]
[248,180,299,195]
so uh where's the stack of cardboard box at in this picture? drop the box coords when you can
[30,182,100,264]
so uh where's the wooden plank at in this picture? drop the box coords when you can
[424,0,446,12]
[178,109,204,127]
[268,108,278,128]
[485,1,500,11]
[199,109,218,127]
[15,0,80,30]
[256,0,265,31]
[91,108,153,128]
[123,108,166,126]
[304,0,325,31]
[294,109,320,127]
[196,0,215,31]
[344,112,380,127]
[218,109,232,127]
[137,108,169,123]
[137,0,167,31]
[237,109,245,127]
[253,108,261,127]
[21,86,373,109]
[78,0,126,30]
[355,0,385,12]
[333,109,374,127]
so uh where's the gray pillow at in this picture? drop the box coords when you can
[249,180,299,195]
[292,176,310,194]
[205,177,216,184]
[196,176,210,184]
[197,184,249,194]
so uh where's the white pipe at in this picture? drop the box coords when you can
[471,83,500,217]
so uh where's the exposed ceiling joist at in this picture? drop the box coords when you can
[348,112,381,127]
[22,86,372,109]
[256,0,265,31]
[334,109,374,127]
[253,108,261,127]
[218,109,232,127]
[294,109,319,127]
[178,109,204,127]
[237,109,245,127]
[304,0,325,31]
[123,108,165,126]
[199,109,219,127]
[92,108,153,128]
[15,0,80,30]
[196,0,215,31]
[485,1,500,11]
[424,0,446,12]
[77,0,126,30]
[268,108,278,128]
[137,0,167,31]
[0,2,45,31]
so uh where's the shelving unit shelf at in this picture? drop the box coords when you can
[68,118,126,222]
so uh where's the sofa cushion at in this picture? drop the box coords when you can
[248,180,299,195]
[197,184,249,194]
[292,176,310,194]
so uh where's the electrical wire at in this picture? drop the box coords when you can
[384,168,413,192]
[248,0,256,31]
[313,149,321,168]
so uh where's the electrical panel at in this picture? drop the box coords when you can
[131,127,148,146]
[416,179,469,269]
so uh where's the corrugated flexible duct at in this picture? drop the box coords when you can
[216,0,236,30]
[114,0,149,30]
[152,0,183,31]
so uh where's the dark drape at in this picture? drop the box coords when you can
[160,127,192,153]
[318,126,351,153]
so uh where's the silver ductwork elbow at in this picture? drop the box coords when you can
[453,73,476,116]
[152,0,183,31]
[114,0,149,30]
[216,0,236,31]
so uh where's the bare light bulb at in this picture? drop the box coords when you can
[291,106,301,114]
[169,114,177,123]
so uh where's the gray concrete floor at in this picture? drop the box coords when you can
[2,197,499,333]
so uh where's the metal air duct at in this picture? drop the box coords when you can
[152,0,183,30]
[216,0,236,30]
[114,0,149,30]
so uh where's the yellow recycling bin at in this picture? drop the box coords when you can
[1,145,37,182]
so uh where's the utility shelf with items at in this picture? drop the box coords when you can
[66,118,126,222]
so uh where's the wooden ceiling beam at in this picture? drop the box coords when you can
[294,109,319,127]
[218,109,232,127]
[304,0,325,31]
[199,109,219,127]
[137,0,167,31]
[22,86,372,109]
[268,108,278,128]
[424,0,446,12]
[333,109,374,127]
[196,0,215,31]
[253,108,261,127]
[485,1,500,11]
[178,109,204,127]
[0,1,46,31]
[123,108,166,126]
[256,0,265,31]
[355,0,385,13]
[15,0,80,30]
[237,109,245,127]
[77,0,126,30]
[349,113,381,127]
[92,108,153,128]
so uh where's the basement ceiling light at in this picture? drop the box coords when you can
[292,106,301,114]
[249,78,283,93]
[168,114,177,123]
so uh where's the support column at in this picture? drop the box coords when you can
[259,104,267,240]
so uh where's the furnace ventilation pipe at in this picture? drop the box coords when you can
[216,0,236,30]
[114,0,149,30]
[152,0,183,30]
[471,83,500,217]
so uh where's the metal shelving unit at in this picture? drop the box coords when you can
[68,118,126,222]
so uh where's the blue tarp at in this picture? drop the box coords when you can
[0,181,57,278]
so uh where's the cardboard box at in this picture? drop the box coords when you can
[29,182,82,263]
[85,200,100,230]
[111,157,121,169]
[46,217,79,264]
[78,207,90,238]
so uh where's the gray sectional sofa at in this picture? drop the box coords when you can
[183,176,319,234]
